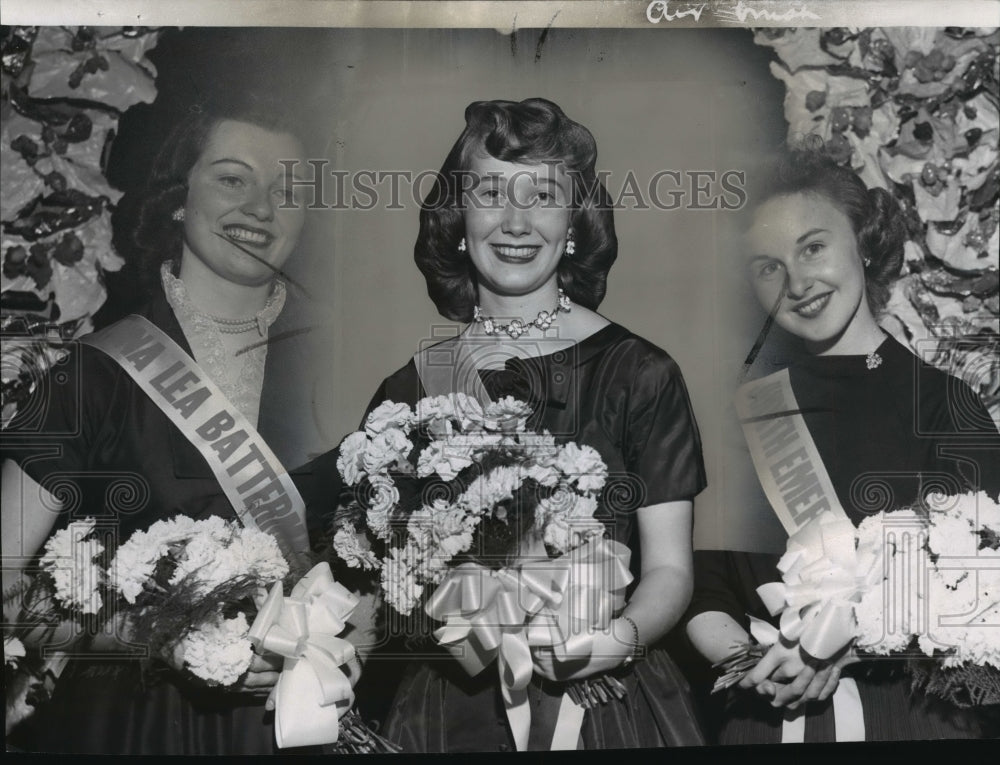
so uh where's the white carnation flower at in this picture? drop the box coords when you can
[333,527,381,570]
[365,401,414,437]
[542,515,571,553]
[854,585,912,654]
[230,528,289,584]
[363,429,413,475]
[484,396,532,431]
[363,475,399,541]
[415,394,455,425]
[521,431,560,466]
[927,510,978,558]
[525,462,560,488]
[337,431,369,485]
[181,612,254,686]
[369,475,400,515]
[111,516,203,602]
[450,393,486,432]
[381,544,424,615]
[459,466,523,517]
[542,494,603,554]
[416,440,474,481]
[555,442,608,493]
[438,530,475,560]
[169,523,239,595]
[40,518,105,614]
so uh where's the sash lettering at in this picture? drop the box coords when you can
[735,369,848,535]
[83,315,311,570]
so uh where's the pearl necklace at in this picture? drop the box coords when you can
[207,313,267,335]
[161,262,285,338]
[203,289,282,336]
[473,290,571,339]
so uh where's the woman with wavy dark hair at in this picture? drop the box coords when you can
[412,99,617,322]
[685,148,1000,743]
[2,93,327,754]
[353,97,707,751]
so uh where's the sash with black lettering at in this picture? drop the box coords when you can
[82,314,311,571]
[734,368,850,534]
[735,368,864,742]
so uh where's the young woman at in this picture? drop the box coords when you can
[2,94,324,754]
[686,148,1000,743]
[354,98,708,751]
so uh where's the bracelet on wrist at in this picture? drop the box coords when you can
[619,615,643,666]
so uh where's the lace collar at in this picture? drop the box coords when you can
[160,261,285,428]
[160,262,286,334]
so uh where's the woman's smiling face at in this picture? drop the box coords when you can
[745,191,870,349]
[463,153,573,300]
[181,119,306,287]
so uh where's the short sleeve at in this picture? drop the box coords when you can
[2,342,118,487]
[625,349,707,505]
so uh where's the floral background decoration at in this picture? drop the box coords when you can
[2,24,161,733]
[754,26,1000,424]
[0,26,161,425]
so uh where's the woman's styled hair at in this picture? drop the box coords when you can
[414,98,618,322]
[113,92,304,298]
[751,145,907,315]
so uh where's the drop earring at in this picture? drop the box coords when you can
[172,208,186,222]
[564,229,575,257]
[863,256,871,268]
[457,237,467,253]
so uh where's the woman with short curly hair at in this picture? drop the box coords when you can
[413,98,618,322]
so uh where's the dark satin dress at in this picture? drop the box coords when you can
[363,322,709,751]
[3,289,326,755]
[688,334,1000,744]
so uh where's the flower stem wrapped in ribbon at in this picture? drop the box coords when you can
[425,536,633,750]
[248,562,360,749]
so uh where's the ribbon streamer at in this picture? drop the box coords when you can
[425,536,633,750]
[248,562,360,748]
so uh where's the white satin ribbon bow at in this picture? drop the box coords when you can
[426,537,633,750]
[248,562,360,748]
[750,511,881,742]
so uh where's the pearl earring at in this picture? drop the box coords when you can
[172,208,185,222]
[457,237,467,253]
[565,229,575,257]
[863,256,871,268]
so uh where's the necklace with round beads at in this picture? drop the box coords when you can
[204,291,280,336]
[473,289,571,339]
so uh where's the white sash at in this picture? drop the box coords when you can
[735,369,865,742]
[82,315,311,571]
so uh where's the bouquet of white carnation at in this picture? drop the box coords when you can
[714,491,1000,708]
[333,393,609,616]
[34,515,288,686]
[855,491,1000,706]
